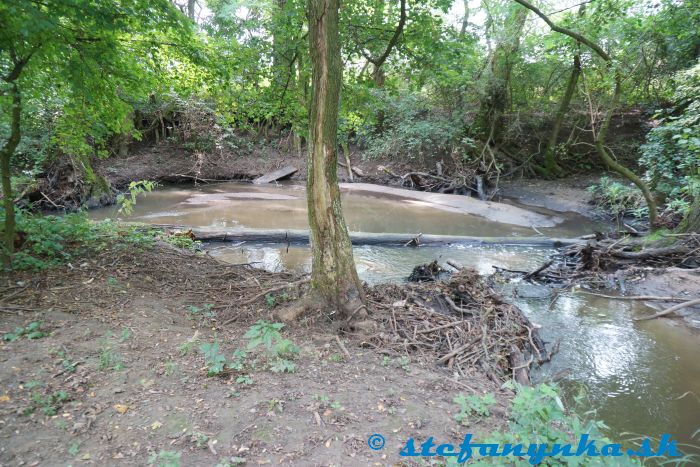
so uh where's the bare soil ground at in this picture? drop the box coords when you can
[0,244,510,466]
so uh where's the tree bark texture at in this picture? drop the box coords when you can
[306,0,366,319]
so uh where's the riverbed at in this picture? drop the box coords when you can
[90,181,700,452]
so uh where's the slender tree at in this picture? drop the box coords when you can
[513,0,658,227]
[306,0,367,321]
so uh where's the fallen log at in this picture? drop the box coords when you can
[128,224,587,248]
[611,245,689,260]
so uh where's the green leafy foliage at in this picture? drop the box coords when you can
[199,341,228,377]
[641,62,700,220]
[1,210,155,270]
[357,91,463,160]
[3,321,47,341]
[453,393,497,426]
[117,181,158,215]
[147,450,182,467]
[28,390,70,416]
[244,320,299,373]
[587,177,647,219]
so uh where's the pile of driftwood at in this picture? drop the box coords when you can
[490,232,700,322]
[379,165,495,200]
[365,267,549,387]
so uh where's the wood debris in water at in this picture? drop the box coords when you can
[365,268,547,385]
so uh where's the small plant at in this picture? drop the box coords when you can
[381,356,411,372]
[228,349,247,371]
[178,334,198,356]
[328,353,344,363]
[165,234,202,251]
[244,320,299,373]
[29,390,71,416]
[3,321,47,341]
[313,394,343,411]
[67,441,81,456]
[190,431,209,448]
[266,398,284,413]
[453,392,497,426]
[215,457,246,467]
[98,342,124,371]
[119,327,131,342]
[56,350,77,373]
[264,292,289,309]
[200,341,227,376]
[147,450,181,467]
[236,375,253,386]
[164,361,176,376]
[588,177,645,219]
[186,303,215,320]
[269,358,296,373]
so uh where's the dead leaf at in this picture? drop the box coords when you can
[0,395,10,403]
[113,404,129,414]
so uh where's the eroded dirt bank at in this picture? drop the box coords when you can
[0,242,527,466]
[33,142,604,222]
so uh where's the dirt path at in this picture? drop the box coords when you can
[0,245,508,466]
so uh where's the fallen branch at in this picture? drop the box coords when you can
[222,278,310,325]
[634,298,700,321]
[574,290,691,302]
[334,335,352,360]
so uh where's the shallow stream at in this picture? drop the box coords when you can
[90,181,700,452]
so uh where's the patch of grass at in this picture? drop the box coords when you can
[119,327,131,342]
[328,353,344,363]
[164,360,176,376]
[98,341,124,371]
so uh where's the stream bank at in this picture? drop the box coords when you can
[0,241,518,466]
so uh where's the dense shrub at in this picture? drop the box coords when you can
[356,91,463,160]
[641,62,700,217]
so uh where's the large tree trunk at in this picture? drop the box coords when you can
[542,54,580,176]
[1,84,21,268]
[306,0,366,319]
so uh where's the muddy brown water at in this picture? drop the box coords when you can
[90,181,700,454]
